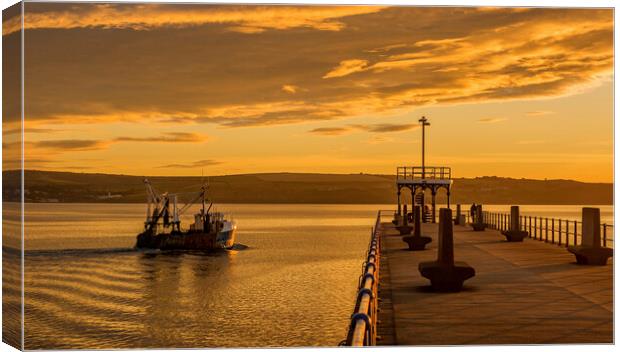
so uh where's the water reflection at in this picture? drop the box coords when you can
[22,204,374,349]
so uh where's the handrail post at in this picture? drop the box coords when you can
[551,218,555,244]
[574,220,578,246]
[565,219,569,247]
[603,224,607,247]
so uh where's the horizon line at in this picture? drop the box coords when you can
[2,168,613,184]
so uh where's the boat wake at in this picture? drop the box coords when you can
[229,243,249,251]
[24,247,136,257]
[19,242,249,258]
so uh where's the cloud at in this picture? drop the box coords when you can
[356,123,419,133]
[158,159,222,168]
[3,127,67,136]
[4,4,385,35]
[16,6,613,132]
[478,117,507,124]
[282,85,299,94]
[323,59,369,79]
[308,122,419,135]
[30,132,206,155]
[308,127,352,136]
[34,139,109,151]
[526,110,555,117]
[59,166,95,171]
[366,135,394,144]
[114,132,206,143]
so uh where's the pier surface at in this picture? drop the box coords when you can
[377,221,613,345]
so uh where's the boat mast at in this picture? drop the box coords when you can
[202,185,206,217]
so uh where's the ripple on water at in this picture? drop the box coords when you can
[20,203,378,349]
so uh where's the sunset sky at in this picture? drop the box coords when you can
[2,4,614,182]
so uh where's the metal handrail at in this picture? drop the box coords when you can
[342,210,387,346]
[482,210,614,248]
[396,166,451,180]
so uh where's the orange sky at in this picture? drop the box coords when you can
[2,5,614,182]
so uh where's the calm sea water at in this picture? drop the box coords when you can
[2,203,613,349]
[16,203,380,349]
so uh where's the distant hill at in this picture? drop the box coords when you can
[2,170,613,205]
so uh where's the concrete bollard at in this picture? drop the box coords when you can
[396,204,413,235]
[403,205,432,250]
[501,206,528,242]
[392,213,401,225]
[393,199,403,225]
[471,204,485,231]
[392,211,401,225]
[454,204,461,225]
[568,208,613,265]
[418,208,475,292]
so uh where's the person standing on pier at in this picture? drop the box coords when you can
[470,203,476,222]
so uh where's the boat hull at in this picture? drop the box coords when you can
[136,227,235,250]
[216,221,236,249]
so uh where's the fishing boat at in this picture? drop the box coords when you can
[135,179,236,250]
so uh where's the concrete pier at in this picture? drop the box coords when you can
[376,219,612,345]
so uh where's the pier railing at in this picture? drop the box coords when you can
[397,166,451,180]
[483,211,614,248]
[342,210,389,346]
[453,212,471,224]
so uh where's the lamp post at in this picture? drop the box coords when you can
[419,116,430,178]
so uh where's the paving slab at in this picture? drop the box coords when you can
[377,221,613,345]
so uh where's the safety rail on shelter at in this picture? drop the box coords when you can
[397,166,451,181]
[341,210,390,346]
[483,211,614,248]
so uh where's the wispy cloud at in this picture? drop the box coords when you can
[31,132,206,153]
[323,59,369,79]
[35,139,109,151]
[3,4,385,35]
[478,117,507,124]
[281,85,299,94]
[309,122,419,136]
[356,123,419,133]
[308,127,352,136]
[3,127,68,136]
[366,135,394,144]
[526,110,556,117]
[158,159,222,169]
[114,132,206,143]
[60,166,95,171]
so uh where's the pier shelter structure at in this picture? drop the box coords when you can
[396,166,452,223]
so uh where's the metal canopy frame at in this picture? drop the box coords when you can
[396,166,452,223]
